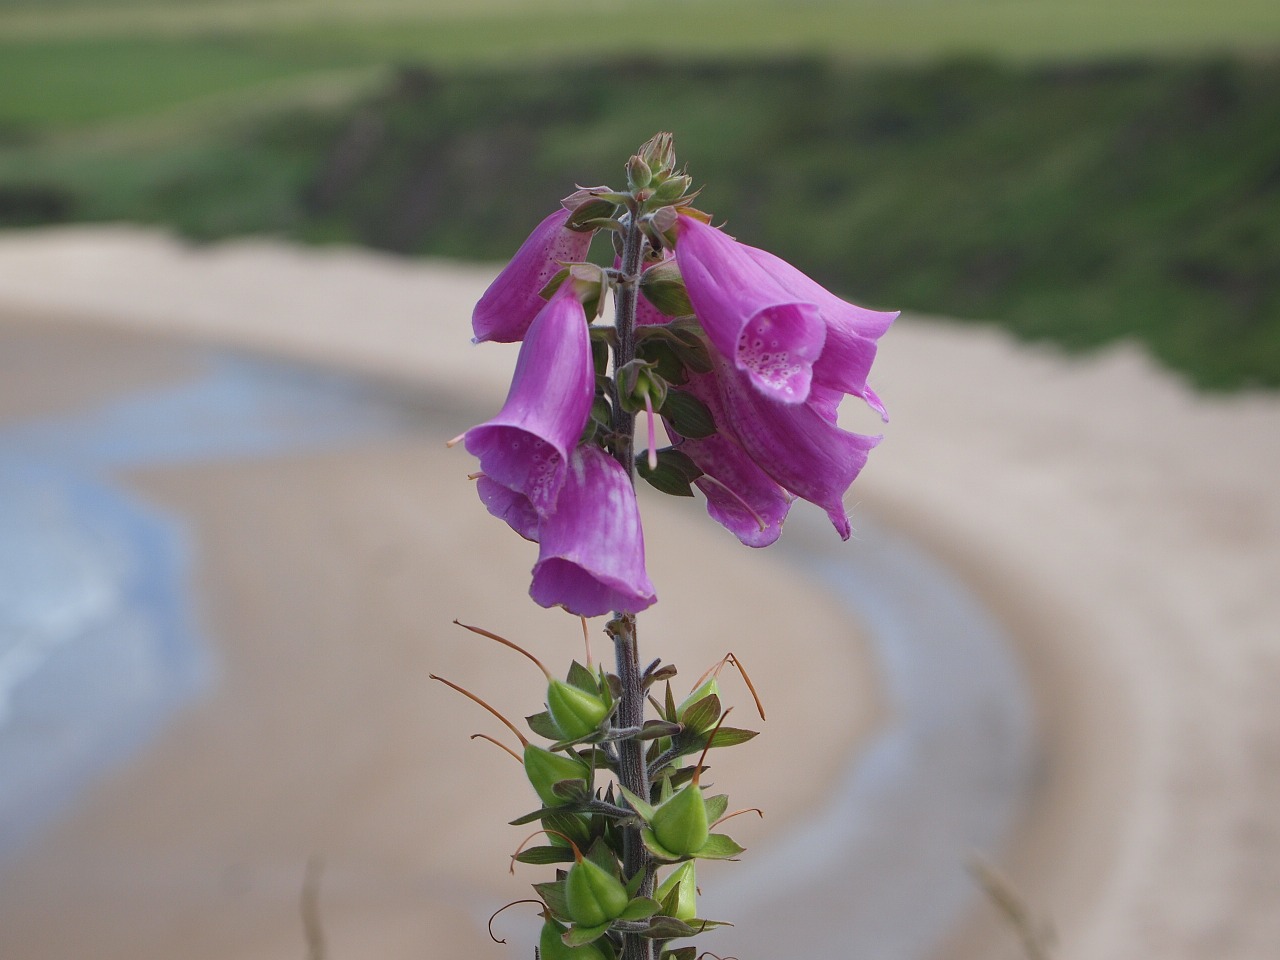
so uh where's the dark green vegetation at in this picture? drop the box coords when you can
[8,57,1277,389]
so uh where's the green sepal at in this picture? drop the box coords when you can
[689,726,760,751]
[584,838,620,874]
[694,833,746,860]
[563,922,612,947]
[660,948,697,960]
[636,337,689,386]
[552,780,592,803]
[637,719,683,740]
[637,448,703,498]
[535,876,571,921]
[703,793,729,824]
[619,897,661,921]
[624,866,645,898]
[544,809,595,849]
[633,916,720,940]
[590,338,610,378]
[638,259,693,317]
[644,663,679,689]
[640,828,684,864]
[566,197,617,231]
[566,660,599,694]
[515,845,576,866]
[617,785,656,823]
[659,390,716,439]
[527,710,563,741]
[679,694,721,734]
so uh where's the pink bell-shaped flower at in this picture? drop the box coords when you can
[464,284,594,517]
[675,214,827,405]
[530,445,657,617]
[472,209,593,344]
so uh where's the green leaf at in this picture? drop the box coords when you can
[694,833,745,860]
[619,897,661,921]
[659,390,716,439]
[515,845,576,866]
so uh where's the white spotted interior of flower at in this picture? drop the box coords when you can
[505,433,560,509]
[537,230,590,291]
[738,313,803,397]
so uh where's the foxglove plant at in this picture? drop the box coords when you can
[438,133,893,960]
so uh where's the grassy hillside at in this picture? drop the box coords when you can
[1,1,1278,389]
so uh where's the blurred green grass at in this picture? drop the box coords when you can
[1,0,1279,388]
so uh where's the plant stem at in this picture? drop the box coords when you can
[609,201,654,960]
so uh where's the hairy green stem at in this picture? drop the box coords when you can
[609,201,654,960]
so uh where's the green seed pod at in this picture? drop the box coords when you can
[655,862,698,921]
[524,744,590,807]
[538,917,609,960]
[651,782,709,856]
[547,679,608,740]
[564,856,629,927]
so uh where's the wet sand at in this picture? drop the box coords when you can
[2,227,1279,960]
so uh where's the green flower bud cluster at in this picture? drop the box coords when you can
[435,621,764,958]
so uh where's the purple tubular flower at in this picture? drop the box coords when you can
[667,371,792,547]
[476,475,539,542]
[472,209,593,344]
[464,284,594,517]
[712,356,880,541]
[530,445,657,617]
[741,245,897,422]
[675,215,826,405]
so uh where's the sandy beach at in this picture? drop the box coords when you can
[1,226,1278,960]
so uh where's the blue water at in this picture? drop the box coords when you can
[2,340,1037,959]
[0,349,435,861]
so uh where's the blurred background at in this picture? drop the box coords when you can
[2,0,1279,386]
[2,2,1280,960]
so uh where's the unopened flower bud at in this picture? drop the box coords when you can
[638,259,693,318]
[627,155,653,191]
[547,678,609,740]
[649,174,693,205]
[524,743,590,806]
[639,132,677,178]
[565,855,629,926]
[651,781,709,857]
[539,917,609,960]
